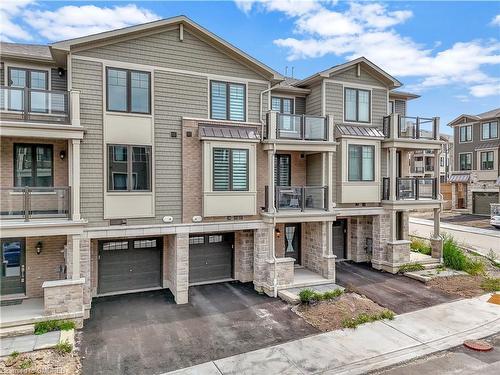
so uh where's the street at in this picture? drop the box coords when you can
[410,218,500,259]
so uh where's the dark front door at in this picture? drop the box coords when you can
[98,238,162,295]
[332,220,347,260]
[189,233,234,284]
[284,223,301,264]
[1,238,25,296]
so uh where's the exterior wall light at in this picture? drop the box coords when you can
[275,227,281,238]
[36,241,43,255]
[60,150,66,160]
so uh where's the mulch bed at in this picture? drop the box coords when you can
[0,349,81,375]
[293,293,389,332]
[426,275,487,298]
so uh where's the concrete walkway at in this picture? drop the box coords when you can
[164,294,500,375]
[410,218,500,258]
[0,331,60,356]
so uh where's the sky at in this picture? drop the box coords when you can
[1,0,499,133]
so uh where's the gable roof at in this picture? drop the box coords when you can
[0,42,54,63]
[50,15,282,82]
[293,57,402,89]
[447,107,500,127]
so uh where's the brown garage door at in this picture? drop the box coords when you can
[473,192,499,216]
[98,238,162,294]
[189,233,233,284]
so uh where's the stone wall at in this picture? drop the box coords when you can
[371,213,390,270]
[266,258,294,290]
[234,230,254,282]
[350,216,373,262]
[26,236,66,298]
[302,221,325,274]
[43,279,84,315]
[80,239,91,317]
[164,233,189,304]
[253,226,271,289]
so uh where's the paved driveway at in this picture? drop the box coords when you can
[79,282,318,375]
[336,262,457,314]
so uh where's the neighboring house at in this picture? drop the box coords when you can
[409,135,453,183]
[0,16,444,330]
[448,108,500,215]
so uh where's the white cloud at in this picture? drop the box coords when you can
[0,0,35,41]
[492,14,500,26]
[24,4,160,41]
[240,1,500,98]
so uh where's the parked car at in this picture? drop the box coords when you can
[491,203,500,229]
[2,242,21,268]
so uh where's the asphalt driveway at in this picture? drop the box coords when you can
[79,282,318,375]
[336,262,457,314]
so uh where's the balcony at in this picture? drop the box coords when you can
[263,111,335,150]
[382,114,441,148]
[0,187,71,221]
[383,177,437,201]
[265,186,328,212]
[0,86,71,124]
[425,165,434,172]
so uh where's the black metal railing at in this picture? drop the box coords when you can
[382,115,391,137]
[0,86,70,124]
[395,177,437,200]
[0,187,71,221]
[398,116,437,140]
[425,165,434,172]
[265,185,328,211]
[267,113,328,141]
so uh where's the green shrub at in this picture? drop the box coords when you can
[299,288,344,303]
[398,263,425,273]
[442,235,485,275]
[410,238,431,255]
[34,320,76,335]
[55,340,73,355]
[19,358,33,369]
[481,278,500,292]
[9,351,20,359]
[341,310,394,329]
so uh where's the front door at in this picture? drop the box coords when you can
[332,220,347,260]
[1,238,25,296]
[284,223,301,264]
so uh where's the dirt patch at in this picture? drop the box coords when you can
[427,275,486,298]
[0,349,81,375]
[293,292,390,332]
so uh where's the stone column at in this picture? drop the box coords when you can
[253,226,272,291]
[167,232,189,304]
[79,238,91,318]
[66,234,81,280]
[431,208,443,261]
[234,230,254,283]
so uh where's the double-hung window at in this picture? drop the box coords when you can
[481,122,498,140]
[344,88,371,123]
[14,144,53,187]
[348,145,375,181]
[271,97,294,114]
[108,145,151,191]
[8,67,49,113]
[210,81,246,121]
[213,148,248,191]
[480,151,494,170]
[459,125,472,142]
[107,68,151,114]
[459,153,472,171]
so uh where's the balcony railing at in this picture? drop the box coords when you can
[265,185,328,211]
[382,177,437,200]
[382,114,439,140]
[0,86,70,124]
[265,112,329,141]
[425,165,434,172]
[413,167,424,173]
[0,187,71,221]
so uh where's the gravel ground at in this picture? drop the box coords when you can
[292,293,390,332]
[0,349,81,375]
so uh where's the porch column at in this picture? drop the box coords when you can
[69,139,81,221]
[434,148,442,199]
[267,149,275,213]
[326,151,334,211]
[67,234,81,280]
[389,147,397,201]
[390,210,397,242]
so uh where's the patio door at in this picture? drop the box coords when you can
[332,220,347,260]
[284,223,301,264]
[1,238,25,296]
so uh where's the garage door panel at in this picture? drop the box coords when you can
[98,238,162,294]
[189,233,234,284]
[473,192,498,215]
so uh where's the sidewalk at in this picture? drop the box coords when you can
[164,294,500,375]
[0,331,61,356]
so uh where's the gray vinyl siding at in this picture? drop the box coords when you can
[295,97,306,115]
[50,68,67,91]
[330,66,383,87]
[453,122,481,171]
[71,58,105,226]
[306,154,322,185]
[248,82,268,123]
[75,28,265,81]
[372,88,388,129]
[154,71,208,224]
[324,82,343,123]
[305,84,322,116]
[394,99,406,116]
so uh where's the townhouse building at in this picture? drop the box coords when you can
[448,108,500,215]
[0,16,444,331]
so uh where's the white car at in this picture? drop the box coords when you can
[491,203,500,229]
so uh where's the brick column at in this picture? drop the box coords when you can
[165,233,189,304]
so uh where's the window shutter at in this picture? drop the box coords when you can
[213,148,230,190]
